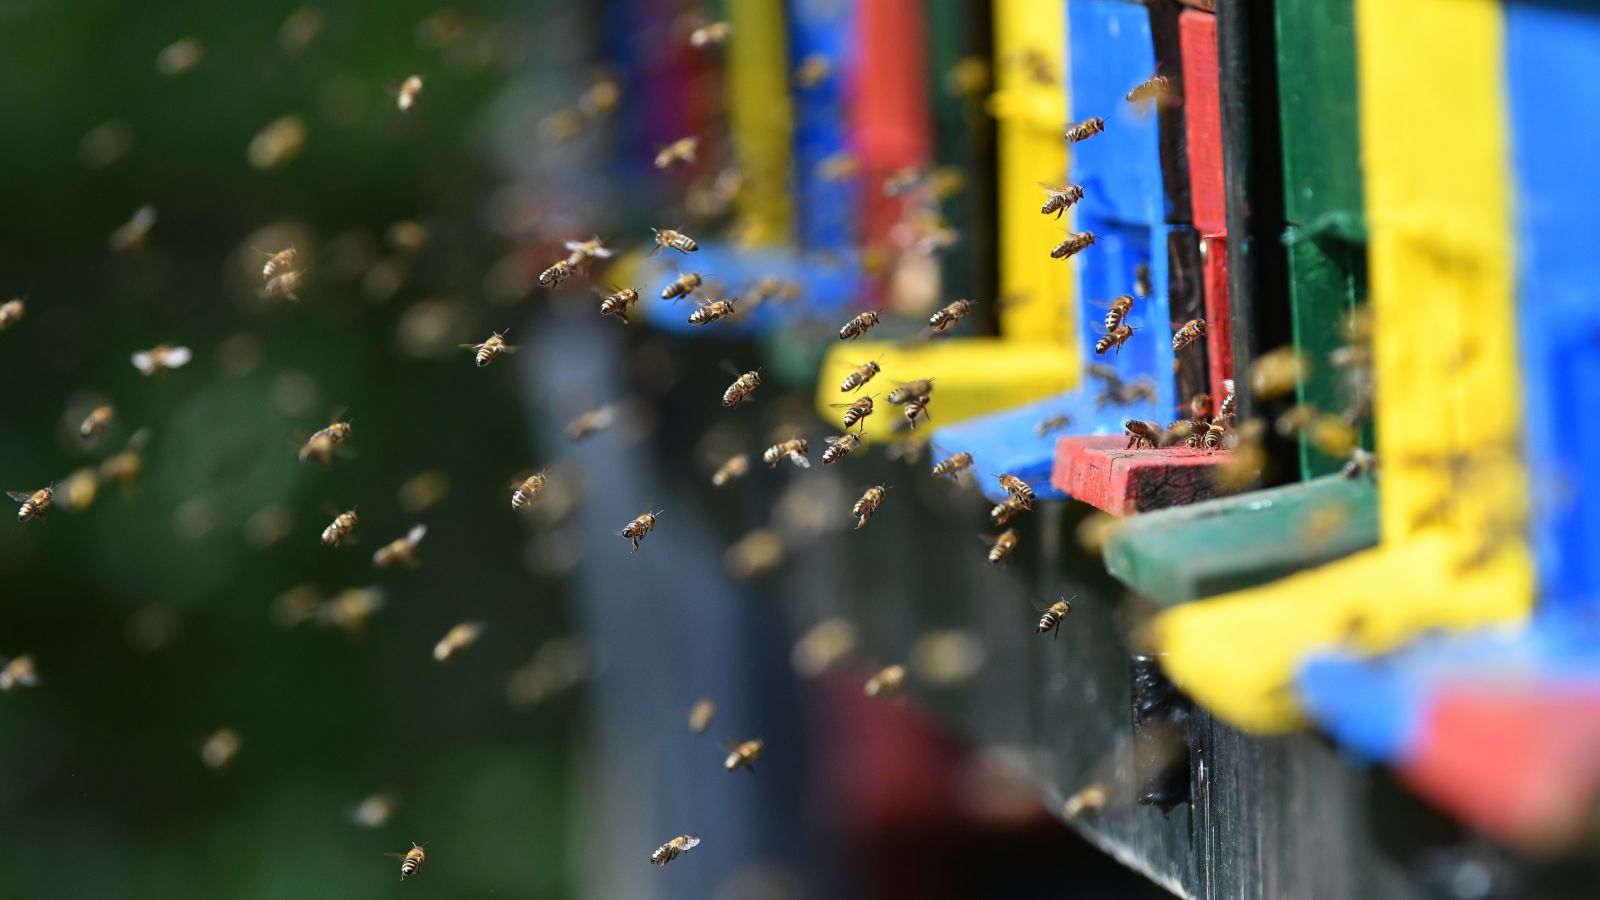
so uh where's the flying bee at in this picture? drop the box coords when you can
[538,258,574,288]
[200,728,242,770]
[8,485,53,523]
[852,484,887,529]
[1203,420,1227,451]
[320,508,359,546]
[566,405,616,442]
[1051,231,1095,260]
[260,247,299,281]
[620,508,661,553]
[563,236,615,267]
[109,204,157,252]
[793,53,832,88]
[883,165,927,197]
[396,75,424,112]
[660,270,703,300]
[688,298,736,326]
[79,404,116,439]
[1126,74,1172,104]
[298,416,352,466]
[598,287,640,324]
[763,438,810,469]
[1095,324,1134,356]
[1342,448,1377,481]
[131,344,192,376]
[433,621,485,661]
[386,843,426,880]
[903,395,931,429]
[721,738,764,774]
[864,663,905,698]
[0,297,24,330]
[722,369,762,406]
[1063,116,1105,143]
[511,471,546,509]
[816,151,860,182]
[263,267,305,301]
[838,310,881,341]
[650,227,699,256]
[991,495,1027,525]
[1100,294,1135,332]
[1034,596,1074,638]
[1035,413,1072,438]
[886,380,933,405]
[1125,419,1161,449]
[932,451,973,480]
[928,298,975,332]
[0,654,39,690]
[654,136,699,169]
[100,428,151,489]
[822,430,865,465]
[1190,392,1213,420]
[711,453,750,487]
[1172,318,1207,352]
[997,474,1035,508]
[981,528,1020,566]
[651,834,701,866]
[830,394,874,429]
[372,524,426,568]
[460,329,518,367]
[1039,182,1085,219]
[742,275,800,311]
[688,699,716,734]
[840,359,881,392]
[690,18,732,47]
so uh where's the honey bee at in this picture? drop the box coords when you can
[816,151,860,182]
[1034,596,1073,638]
[742,275,800,311]
[1185,420,1207,449]
[1063,784,1107,817]
[997,474,1035,508]
[100,428,150,489]
[654,136,699,170]
[1190,392,1214,420]
[298,415,353,466]
[1051,231,1095,260]
[886,380,933,405]
[316,587,386,632]
[688,698,716,734]
[538,258,575,288]
[1172,318,1207,352]
[822,430,865,465]
[721,738,764,774]
[565,405,616,442]
[980,528,1019,566]
[321,508,358,546]
[650,227,699,256]
[460,329,518,367]
[1063,116,1105,143]
[651,834,701,866]
[1342,448,1377,481]
[263,267,305,301]
[563,236,616,267]
[260,247,299,282]
[1203,420,1227,451]
[660,270,703,300]
[711,453,749,487]
[722,369,762,407]
[0,297,24,330]
[903,395,931,429]
[1165,419,1197,447]
[511,471,547,509]
[852,484,887,529]
[932,450,973,480]
[0,654,39,690]
[372,524,427,568]
[200,728,242,770]
[689,19,732,47]
[830,395,874,429]
[928,298,975,332]
[838,310,881,341]
[840,359,881,392]
[1219,379,1237,419]
[1039,182,1085,219]
[1126,74,1172,103]
[1095,324,1133,356]
[433,621,485,661]
[386,843,426,880]
[1100,294,1135,332]
[109,204,157,251]
[763,438,810,469]
[883,166,927,197]
[990,495,1027,525]
[350,793,397,828]
[79,404,116,439]
[793,53,832,88]
[8,485,53,523]
[599,287,640,324]
[1034,413,1072,438]
[131,344,192,376]
[1250,348,1307,401]
[620,508,661,553]
[1125,419,1161,449]
[687,298,736,326]
[864,663,905,698]
[396,75,424,112]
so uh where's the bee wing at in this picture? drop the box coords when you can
[1037,181,1066,194]
[130,351,155,374]
[457,342,484,350]
[164,346,192,368]
[977,533,999,547]
[502,344,522,354]
[405,524,428,545]
[788,451,811,469]
[7,491,32,502]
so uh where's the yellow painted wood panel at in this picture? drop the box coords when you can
[728,1,794,246]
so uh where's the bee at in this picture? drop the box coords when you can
[0,654,39,690]
[1165,418,1197,447]
[928,298,975,333]
[650,227,699,256]
[654,136,699,169]
[838,310,881,341]
[690,19,732,47]
[566,405,616,442]
[396,75,423,112]
[100,428,151,489]
[1172,318,1207,352]
[840,359,881,392]
[316,587,386,632]
[688,298,736,326]
[350,793,397,828]
[822,430,865,465]
[1100,294,1135,332]
[79,404,116,439]
[688,698,716,734]
[1219,379,1237,419]
[721,738,764,774]
[1125,419,1161,449]
[742,275,800,311]
[387,843,426,880]
[1135,261,1154,297]
[321,508,359,546]
[461,329,518,367]
[264,267,305,301]
[722,369,762,406]
[763,438,810,469]
[1063,116,1105,143]
[817,151,860,182]
[864,663,905,698]
[109,204,157,251]
[990,495,1027,525]
[661,270,703,300]
[1039,182,1085,219]
[433,621,485,661]
[1034,414,1072,438]
[1051,231,1095,260]
[200,728,242,770]
[0,297,23,330]
[651,834,701,866]
[8,485,53,523]
[539,258,575,288]
[980,528,1020,566]
[1190,393,1214,420]
[260,247,299,282]
[131,344,192,376]
[1203,420,1227,451]
[711,454,750,487]
[511,471,547,509]
[883,166,927,197]
[852,484,887,529]
[831,395,874,429]
[1095,324,1134,356]
[298,416,353,466]
[1126,74,1172,103]
[1342,448,1377,481]
[932,451,973,480]
[620,508,661,553]
[599,287,640,324]
[903,395,931,429]
[1034,596,1074,638]
[563,236,615,267]
[794,53,832,88]
[372,524,427,568]
[886,380,933,405]
[998,474,1035,508]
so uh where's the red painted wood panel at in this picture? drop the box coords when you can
[1203,235,1232,400]
[1179,11,1225,234]
[849,0,932,251]
[1051,435,1246,515]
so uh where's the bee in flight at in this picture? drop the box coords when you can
[1172,318,1207,352]
[298,415,353,466]
[372,524,427,568]
[433,621,485,662]
[0,297,24,330]
[1039,183,1085,219]
[840,359,881,393]
[1124,419,1162,449]
[260,247,298,282]
[688,298,736,326]
[8,485,53,523]
[661,270,703,300]
[386,843,426,880]
[864,663,905,698]
[932,450,973,480]
[928,299,975,333]
[981,528,1019,567]
[997,474,1035,508]
[598,287,640,324]
[566,405,616,442]
[793,53,832,88]
[886,379,933,405]
[721,738,764,774]
[620,508,661,553]
[831,394,874,429]
[1126,74,1172,104]
[651,834,701,866]
[511,471,546,509]
[539,258,575,288]
[1099,294,1135,332]
[650,227,699,256]
[903,395,931,429]
[711,453,749,487]
[1342,448,1377,481]
[396,75,424,112]
[654,136,698,169]
[990,495,1027,526]
[822,429,865,465]
[689,18,732,47]
[1034,413,1072,438]
[1063,116,1105,143]
[852,484,887,529]
[688,698,716,734]
[461,329,518,367]
[79,404,116,440]
[838,310,881,341]
[321,508,358,546]
[722,369,762,407]
[1034,596,1074,638]
[1095,324,1134,356]
[763,438,810,469]
[563,236,615,267]
[131,344,192,376]
[1052,231,1095,260]
[0,654,40,690]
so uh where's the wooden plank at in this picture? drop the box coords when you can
[726,0,794,245]
[1052,435,1244,516]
